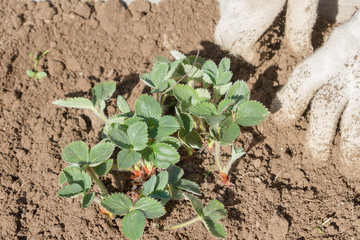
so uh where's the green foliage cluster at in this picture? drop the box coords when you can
[26,50,49,80]
[53,50,268,239]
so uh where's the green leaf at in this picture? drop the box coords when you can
[152,143,179,168]
[231,146,245,162]
[127,122,148,151]
[82,192,95,208]
[142,175,157,196]
[93,158,113,177]
[202,60,217,84]
[173,84,198,105]
[155,116,179,139]
[205,115,226,127]
[235,101,268,126]
[92,81,116,107]
[63,168,92,191]
[195,88,211,100]
[62,141,89,165]
[203,200,227,220]
[123,117,143,127]
[122,210,145,240]
[218,57,230,73]
[176,111,194,134]
[168,185,184,200]
[117,95,131,113]
[57,183,84,198]
[170,49,186,60]
[53,98,94,109]
[184,193,204,216]
[140,73,156,88]
[183,64,204,79]
[135,197,166,218]
[117,149,141,169]
[225,80,250,110]
[152,62,168,86]
[176,179,201,195]
[135,95,162,120]
[100,193,132,215]
[26,70,35,78]
[149,190,170,204]
[220,122,240,143]
[59,165,80,186]
[190,102,217,117]
[167,165,184,184]
[214,82,232,95]
[203,218,227,239]
[107,124,131,149]
[217,99,234,114]
[89,142,114,166]
[36,71,47,79]
[155,171,169,190]
[155,136,180,149]
[178,129,203,149]
[217,71,233,85]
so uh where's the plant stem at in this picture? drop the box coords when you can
[87,167,109,196]
[214,141,223,173]
[165,216,202,230]
[91,109,108,123]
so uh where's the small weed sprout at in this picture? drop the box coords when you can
[53,50,268,239]
[26,50,49,80]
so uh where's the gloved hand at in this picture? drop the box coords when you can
[272,11,360,175]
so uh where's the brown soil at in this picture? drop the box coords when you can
[1,0,359,239]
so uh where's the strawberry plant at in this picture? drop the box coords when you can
[26,50,49,80]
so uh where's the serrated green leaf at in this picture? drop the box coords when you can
[220,122,240,143]
[127,122,148,151]
[166,59,182,79]
[217,71,233,85]
[26,70,36,78]
[89,142,114,166]
[195,88,211,100]
[82,192,95,208]
[155,116,179,139]
[184,193,204,216]
[142,174,157,196]
[173,84,198,105]
[140,73,156,88]
[92,81,116,107]
[93,158,113,177]
[134,197,165,218]
[62,141,89,165]
[235,101,268,126]
[225,80,250,110]
[63,168,92,191]
[57,183,84,198]
[176,179,201,195]
[168,184,184,200]
[204,200,227,220]
[59,165,80,186]
[117,149,141,169]
[217,99,234,114]
[117,95,131,113]
[100,193,132,215]
[139,147,155,163]
[203,218,227,239]
[135,95,162,120]
[190,102,217,117]
[152,143,179,168]
[123,117,143,127]
[149,190,170,205]
[167,165,184,184]
[155,171,169,190]
[152,62,169,86]
[224,146,245,174]
[205,115,226,127]
[53,98,94,109]
[122,210,145,240]
[36,71,47,79]
[170,49,187,60]
[183,64,203,79]
[176,111,194,134]
[155,136,180,149]
[107,124,131,149]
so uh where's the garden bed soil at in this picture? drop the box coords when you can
[1,0,359,239]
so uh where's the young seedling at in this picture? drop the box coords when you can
[26,50,49,80]
[166,192,227,239]
[140,51,269,185]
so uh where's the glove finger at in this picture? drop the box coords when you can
[285,0,319,55]
[305,75,350,162]
[214,0,286,64]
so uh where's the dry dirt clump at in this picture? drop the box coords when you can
[0,0,359,239]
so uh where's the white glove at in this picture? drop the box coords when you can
[272,11,360,176]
